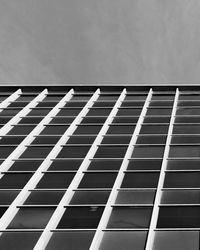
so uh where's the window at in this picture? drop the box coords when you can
[176,108,200,115]
[67,136,96,144]
[143,116,170,123]
[101,136,131,144]
[116,108,142,116]
[0,173,32,189]
[20,146,53,158]
[25,191,65,205]
[0,146,17,158]
[81,117,107,124]
[87,108,112,116]
[50,117,75,124]
[169,146,200,158]
[106,125,135,134]
[18,117,43,124]
[140,125,168,134]
[94,146,127,158]
[171,135,200,144]
[70,191,110,205]
[49,160,82,171]
[173,125,200,134]
[57,108,81,116]
[9,160,43,171]
[0,190,19,205]
[167,160,200,170]
[146,108,172,115]
[175,116,200,123]
[40,125,69,135]
[107,207,152,228]
[57,146,90,158]
[132,146,165,158]
[127,159,162,170]
[115,190,155,204]
[31,136,60,144]
[88,160,122,170]
[57,206,104,229]
[136,135,166,144]
[73,125,102,135]
[121,173,159,188]
[161,190,200,204]
[0,136,25,145]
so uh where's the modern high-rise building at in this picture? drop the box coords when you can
[0,85,199,250]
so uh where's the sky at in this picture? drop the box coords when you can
[0,0,200,85]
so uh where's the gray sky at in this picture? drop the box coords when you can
[1,0,200,85]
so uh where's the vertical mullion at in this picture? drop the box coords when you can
[0,89,48,136]
[145,88,179,250]
[33,89,127,250]
[89,88,153,250]
[0,89,100,231]
[0,89,21,109]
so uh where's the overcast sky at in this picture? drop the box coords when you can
[0,0,200,85]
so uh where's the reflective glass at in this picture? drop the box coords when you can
[167,160,200,170]
[73,125,102,135]
[161,190,200,204]
[121,173,159,188]
[140,125,168,134]
[106,125,135,134]
[169,146,200,158]
[88,160,122,170]
[20,146,53,158]
[0,190,19,205]
[49,159,82,171]
[115,190,155,204]
[70,191,110,205]
[127,159,162,170]
[132,146,165,158]
[94,146,127,158]
[9,160,43,171]
[136,135,166,144]
[0,173,32,189]
[25,191,65,205]
[173,125,200,134]
[57,146,90,158]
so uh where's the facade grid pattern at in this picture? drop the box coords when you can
[0,86,198,250]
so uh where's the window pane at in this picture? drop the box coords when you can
[121,173,159,188]
[70,191,110,205]
[176,108,200,115]
[67,136,96,144]
[8,125,35,135]
[94,146,127,158]
[46,231,95,250]
[0,136,25,145]
[169,146,200,158]
[25,191,65,205]
[115,190,155,204]
[116,109,142,116]
[99,231,147,250]
[157,206,200,228]
[40,125,69,135]
[49,160,82,171]
[102,136,131,144]
[132,146,165,158]
[57,206,104,229]
[149,101,173,107]
[87,108,112,116]
[57,146,90,158]
[0,146,16,158]
[171,135,200,144]
[161,190,200,204]
[9,160,43,171]
[0,232,41,250]
[143,116,171,123]
[78,173,117,188]
[112,117,139,123]
[121,101,144,107]
[50,117,75,124]
[88,160,122,170]
[136,135,167,144]
[18,117,43,124]
[153,231,199,250]
[127,159,162,170]
[8,207,55,229]
[81,117,107,124]
[106,125,135,134]
[0,173,32,189]
[74,125,102,135]
[27,108,51,116]
[93,102,115,107]
[107,207,152,228]
[20,146,53,158]
[140,125,168,134]
[0,190,19,205]
[175,116,200,123]
[173,125,200,134]
[36,173,75,189]
[167,160,200,170]
[146,108,172,115]
[32,136,60,145]
[57,108,81,116]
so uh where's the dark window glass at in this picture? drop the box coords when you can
[32,136,60,145]
[132,146,165,158]
[20,146,53,158]
[116,108,142,116]
[46,231,95,250]
[8,207,55,229]
[9,160,43,171]
[164,172,200,188]
[36,102,58,107]
[140,125,168,134]
[175,116,200,123]
[179,94,200,100]
[0,108,21,116]
[153,231,199,250]
[8,125,35,135]
[171,135,200,144]
[124,95,147,101]
[36,173,75,189]
[25,191,65,205]
[94,146,127,158]
[81,117,107,124]
[146,108,172,115]
[0,190,19,205]
[173,125,200,134]
[57,146,90,158]
[151,95,174,100]
[71,95,92,101]
[115,190,155,204]
[99,231,147,250]
[57,206,104,229]
[87,108,112,116]
[0,173,32,189]
[161,190,200,204]
[178,101,200,106]
[40,125,69,135]
[157,206,200,228]
[169,146,200,158]
[149,101,173,107]
[102,136,131,144]
[18,117,43,124]
[176,108,200,115]
[0,232,41,250]
[127,159,162,170]
[167,160,200,170]
[107,125,135,134]
[112,117,139,123]
[0,146,16,158]
[49,160,82,171]
[17,95,37,101]
[136,135,167,144]
[143,116,171,123]
[74,125,102,135]
[57,108,81,116]
[8,102,29,108]
[64,101,87,107]
[43,95,65,101]
[121,173,159,188]
[50,117,75,124]
[93,102,115,107]
[88,160,122,170]
[107,207,152,228]
[121,101,144,107]
[79,173,117,188]
[67,136,96,144]
[0,117,12,124]
[0,136,25,145]
[97,95,119,101]
[27,108,52,116]
[70,191,110,205]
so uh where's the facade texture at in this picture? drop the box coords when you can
[0,85,198,249]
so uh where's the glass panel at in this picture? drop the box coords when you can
[99,231,147,250]
[136,135,167,144]
[40,125,69,135]
[57,146,90,158]
[25,191,65,205]
[20,146,53,158]
[70,191,110,205]
[46,231,95,250]
[8,125,35,135]
[143,116,170,123]
[94,146,127,158]
[32,136,60,144]
[169,146,200,158]
[127,159,162,170]
[161,190,200,204]
[164,172,200,188]
[8,207,55,229]
[49,160,82,171]
[81,117,107,124]
[0,146,16,158]
[78,173,117,188]
[146,108,172,115]
[27,108,52,116]
[116,109,142,116]
[36,101,58,107]
[0,136,25,145]
[112,117,139,123]
[87,108,112,116]
[64,101,87,107]
[107,207,152,228]
[151,95,174,100]
[176,108,200,115]
[0,190,19,205]
[175,116,200,123]
[88,160,122,170]
[50,117,75,124]
[121,101,144,107]
[57,108,81,116]
[149,101,173,106]
[73,125,102,135]
[115,190,155,204]
[173,125,200,134]
[93,102,115,107]
[157,206,200,228]
[67,136,96,144]
[9,160,43,171]
[132,146,165,158]
[171,135,200,144]
[106,125,135,134]
[57,206,104,229]
[36,173,75,189]
[124,95,147,101]
[121,173,159,188]
[0,173,32,189]
[18,117,43,124]
[0,232,41,250]
[102,136,131,144]
[178,101,200,106]
[140,125,168,134]
[167,160,200,170]
[153,231,199,250]
[179,94,200,100]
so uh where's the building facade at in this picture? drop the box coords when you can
[0,85,198,249]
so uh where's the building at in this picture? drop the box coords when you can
[0,85,198,249]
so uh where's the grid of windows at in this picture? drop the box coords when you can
[0,86,199,249]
